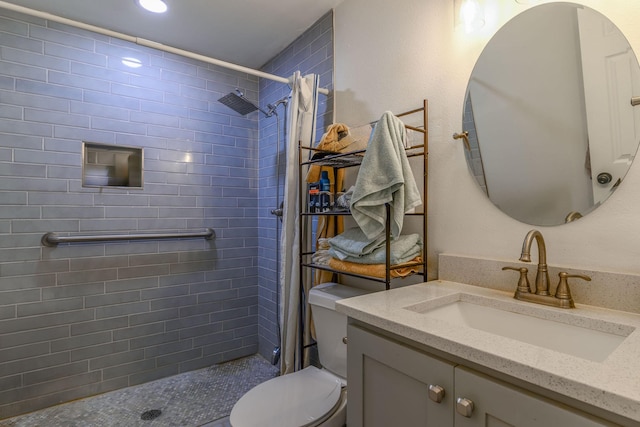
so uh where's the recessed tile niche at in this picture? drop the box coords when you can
[82,142,143,188]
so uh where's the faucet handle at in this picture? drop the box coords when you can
[502,266,531,294]
[555,272,591,306]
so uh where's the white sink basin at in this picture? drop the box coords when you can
[406,298,633,362]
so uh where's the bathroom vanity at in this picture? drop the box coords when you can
[337,281,640,426]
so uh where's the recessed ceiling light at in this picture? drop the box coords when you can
[137,0,168,13]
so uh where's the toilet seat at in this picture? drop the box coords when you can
[230,366,343,427]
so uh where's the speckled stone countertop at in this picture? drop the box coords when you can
[336,280,640,423]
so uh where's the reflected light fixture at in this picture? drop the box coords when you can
[459,0,484,33]
[137,0,168,13]
[122,57,142,68]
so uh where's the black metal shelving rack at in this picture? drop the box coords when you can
[298,99,429,291]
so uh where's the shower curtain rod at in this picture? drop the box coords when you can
[0,1,329,95]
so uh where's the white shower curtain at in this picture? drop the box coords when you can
[279,72,319,375]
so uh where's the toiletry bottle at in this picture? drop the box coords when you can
[320,171,331,212]
[308,182,319,213]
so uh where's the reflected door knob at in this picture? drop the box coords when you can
[428,384,445,403]
[597,172,612,184]
[456,397,475,418]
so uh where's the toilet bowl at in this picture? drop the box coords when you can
[229,283,371,427]
[230,365,346,427]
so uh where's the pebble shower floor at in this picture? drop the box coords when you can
[0,355,278,427]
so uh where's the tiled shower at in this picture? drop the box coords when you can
[0,6,333,419]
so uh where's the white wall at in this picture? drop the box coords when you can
[334,0,640,279]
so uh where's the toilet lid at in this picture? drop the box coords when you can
[230,366,342,427]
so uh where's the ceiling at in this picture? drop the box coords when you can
[0,0,342,69]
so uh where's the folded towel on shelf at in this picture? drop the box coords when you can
[350,111,422,240]
[328,256,423,279]
[329,233,422,265]
[335,186,355,211]
[327,227,386,260]
[312,249,332,266]
[317,238,331,250]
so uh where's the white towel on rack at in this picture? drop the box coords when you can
[350,111,422,239]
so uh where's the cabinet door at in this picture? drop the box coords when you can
[347,324,455,427]
[454,366,616,427]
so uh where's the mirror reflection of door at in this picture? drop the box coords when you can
[462,3,640,226]
[578,6,640,205]
[467,4,593,226]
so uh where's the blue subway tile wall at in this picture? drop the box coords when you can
[257,11,334,360]
[0,8,266,419]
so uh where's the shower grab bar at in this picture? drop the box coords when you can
[42,228,215,247]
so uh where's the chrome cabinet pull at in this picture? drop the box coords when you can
[428,384,445,403]
[456,397,475,418]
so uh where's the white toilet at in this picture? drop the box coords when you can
[230,282,371,427]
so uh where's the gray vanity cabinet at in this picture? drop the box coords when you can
[454,367,613,427]
[347,324,616,427]
[347,323,454,426]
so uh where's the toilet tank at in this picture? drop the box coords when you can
[308,283,372,379]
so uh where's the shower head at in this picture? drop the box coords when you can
[217,91,260,116]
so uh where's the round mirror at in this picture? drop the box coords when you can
[462,2,640,226]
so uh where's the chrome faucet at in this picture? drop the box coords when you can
[519,229,550,296]
[503,229,591,309]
